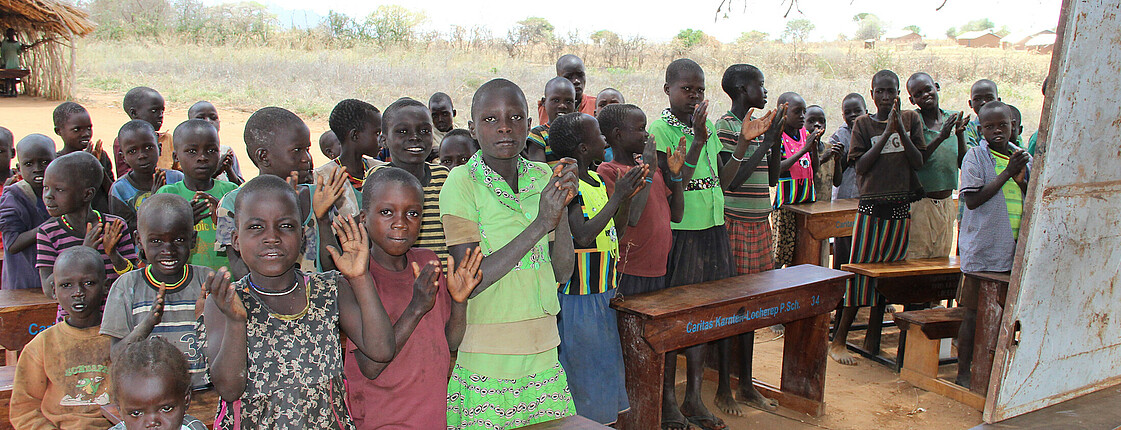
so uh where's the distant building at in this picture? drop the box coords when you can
[956,30,1002,48]
[885,30,922,44]
[1002,30,1057,50]
[1024,33,1057,53]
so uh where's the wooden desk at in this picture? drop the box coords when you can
[520,415,610,429]
[784,199,859,267]
[103,389,218,427]
[612,265,852,428]
[0,290,58,364]
[841,257,961,368]
[0,70,30,80]
[966,272,1010,395]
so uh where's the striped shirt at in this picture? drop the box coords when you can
[561,172,617,295]
[36,212,137,283]
[527,124,561,165]
[100,266,212,389]
[989,149,1024,238]
[715,111,772,222]
[369,163,450,262]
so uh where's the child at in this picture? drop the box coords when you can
[526,77,576,163]
[771,92,824,269]
[214,107,347,280]
[316,99,383,217]
[1,133,53,290]
[1,28,49,96]
[0,127,10,185]
[549,112,646,424]
[1026,77,1048,156]
[101,193,212,389]
[537,54,596,125]
[711,63,787,416]
[200,175,395,429]
[37,151,137,300]
[955,101,1030,387]
[320,130,342,160]
[344,167,483,429]
[53,101,114,213]
[155,119,238,272]
[189,101,245,185]
[906,72,968,259]
[807,105,844,204]
[438,129,476,170]
[429,91,461,146]
[368,97,451,262]
[650,58,730,430]
[1008,104,1024,145]
[440,78,579,428]
[830,93,868,269]
[829,70,926,366]
[964,79,999,148]
[10,246,113,428]
[115,87,171,177]
[109,338,208,430]
[110,120,185,235]
[595,88,624,115]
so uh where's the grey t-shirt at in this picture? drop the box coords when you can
[959,140,1032,273]
[830,125,859,200]
[101,266,214,389]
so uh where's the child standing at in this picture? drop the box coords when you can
[114,87,171,176]
[101,194,213,389]
[537,54,596,126]
[1,134,53,290]
[320,130,342,160]
[429,92,462,145]
[829,70,926,365]
[770,92,824,269]
[807,105,844,205]
[438,129,477,170]
[964,79,999,148]
[549,112,646,424]
[906,72,968,259]
[189,101,245,185]
[440,78,579,428]
[526,77,576,163]
[155,119,238,272]
[317,99,384,216]
[650,58,729,430]
[53,101,114,213]
[595,88,625,115]
[37,151,137,300]
[109,338,208,430]
[10,247,113,429]
[955,101,1030,387]
[201,176,396,429]
[830,93,868,269]
[344,168,483,429]
[109,120,185,235]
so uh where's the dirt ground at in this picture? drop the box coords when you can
[0,94,983,430]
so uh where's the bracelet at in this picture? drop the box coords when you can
[731,153,746,162]
[684,160,697,168]
[670,176,683,182]
[114,259,135,276]
[645,177,653,183]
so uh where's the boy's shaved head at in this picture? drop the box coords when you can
[234,174,299,219]
[187,100,214,117]
[0,126,11,145]
[51,101,87,128]
[979,100,1011,120]
[471,78,527,121]
[17,133,54,153]
[122,87,160,113]
[429,92,453,107]
[972,79,998,96]
[545,76,575,95]
[137,193,194,234]
[776,91,804,106]
[872,69,899,88]
[329,99,380,140]
[48,151,103,189]
[596,103,641,136]
[111,337,190,400]
[843,92,867,105]
[721,64,763,97]
[56,246,104,278]
[362,166,423,209]
[244,106,303,156]
[118,119,156,142]
[382,97,428,129]
[556,54,584,73]
[173,119,218,150]
[666,58,703,84]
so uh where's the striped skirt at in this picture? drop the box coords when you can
[726,217,775,275]
[845,212,910,307]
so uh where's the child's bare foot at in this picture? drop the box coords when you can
[713,387,742,416]
[829,344,858,366]
[662,396,691,429]
[737,386,778,411]
[681,396,726,430]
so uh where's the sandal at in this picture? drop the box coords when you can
[662,416,691,430]
[684,413,727,430]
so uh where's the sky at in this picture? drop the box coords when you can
[222,0,1064,43]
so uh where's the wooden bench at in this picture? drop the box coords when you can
[0,290,58,365]
[103,388,218,428]
[841,257,961,368]
[894,307,984,409]
[520,415,610,429]
[0,364,15,430]
[611,265,852,428]
[965,272,1011,396]
[784,199,859,267]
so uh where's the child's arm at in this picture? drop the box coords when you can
[90,218,132,274]
[856,99,910,175]
[311,168,348,272]
[447,161,579,298]
[445,249,484,350]
[830,135,846,187]
[551,210,575,284]
[898,105,926,169]
[332,216,396,363]
[9,337,53,429]
[625,136,659,227]
[5,228,38,255]
[962,150,1029,210]
[525,141,546,163]
[922,111,962,161]
[722,107,784,191]
[955,114,971,167]
[110,283,167,362]
[38,267,52,298]
[202,268,247,401]
[778,129,821,174]
[568,165,646,248]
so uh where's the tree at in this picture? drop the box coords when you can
[736,30,768,44]
[903,25,922,35]
[961,18,995,32]
[782,19,814,43]
[365,5,425,45]
[852,13,885,40]
[590,30,621,45]
[675,28,706,48]
[508,17,554,46]
[946,27,958,38]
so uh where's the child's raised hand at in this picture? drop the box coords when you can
[190,192,218,225]
[828,142,846,161]
[938,111,961,140]
[102,218,125,255]
[446,247,484,303]
[313,166,349,220]
[409,261,441,314]
[741,108,777,142]
[85,139,103,156]
[690,100,710,145]
[955,113,971,135]
[1008,149,1030,178]
[616,164,650,200]
[551,158,579,203]
[809,127,825,147]
[151,169,167,193]
[83,221,104,249]
[213,150,234,178]
[143,281,167,329]
[327,214,370,279]
[667,136,687,176]
[539,160,577,229]
[641,135,657,167]
[766,103,788,151]
[206,268,244,322]
[286,171,300,190]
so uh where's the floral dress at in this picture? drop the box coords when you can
[201,271,354,430]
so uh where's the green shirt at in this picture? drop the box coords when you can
[989,149,1024,238]
[650,109,725,230]
[1,40,22,69]
[714,111,771,222]
[915,108,960,192]
[156,180,238,271]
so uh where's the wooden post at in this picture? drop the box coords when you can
[781,312,830,416]
[616,313,662,430]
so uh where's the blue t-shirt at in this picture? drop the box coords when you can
[109,169,184,234]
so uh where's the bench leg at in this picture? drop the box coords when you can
[863,300,886,354]
[899,326,987,410]
[617,314,663,430]
[971,280,1004,395]
[779,313,829,416]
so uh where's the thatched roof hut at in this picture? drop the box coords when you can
[0,0,95,99]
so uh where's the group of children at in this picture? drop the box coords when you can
[0,52,1035,430]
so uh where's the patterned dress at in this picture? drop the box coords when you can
[202,271,354,430]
